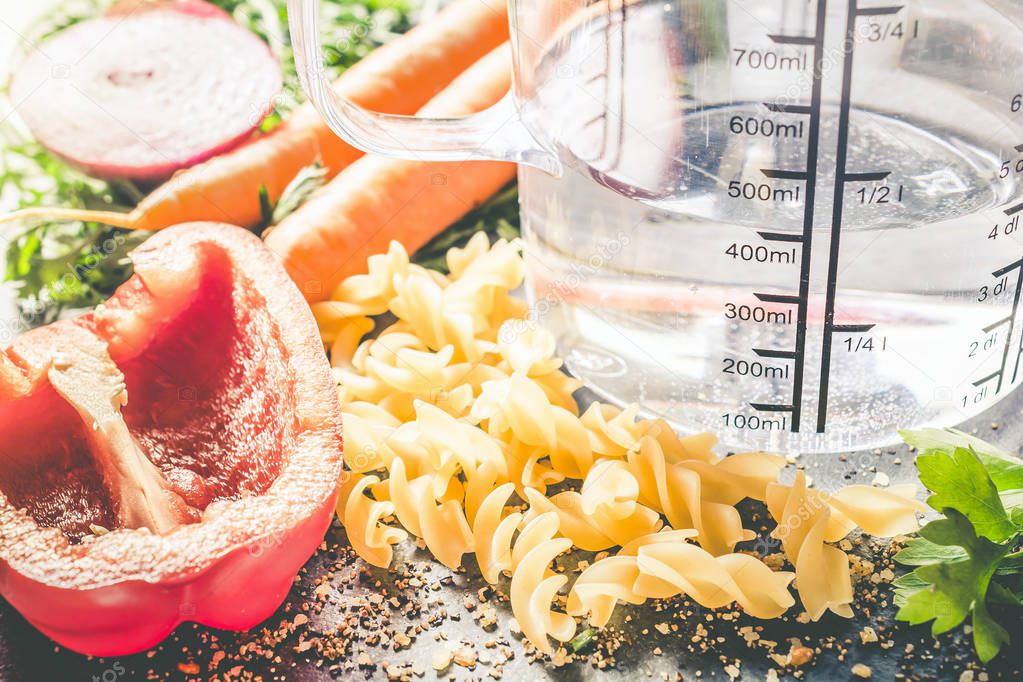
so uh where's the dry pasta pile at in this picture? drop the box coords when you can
[312,233,928,654]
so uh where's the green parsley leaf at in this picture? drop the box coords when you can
[896,512,1011,663]
[896,430,1023,663]
[988,580,1023,605]
[916,447,1016,542]
[892,571,930,608]
[901,428,1023,492]
[894,536,966,567]
[996,551,1023,576]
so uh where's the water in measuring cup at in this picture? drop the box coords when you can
[520,0,1023,453]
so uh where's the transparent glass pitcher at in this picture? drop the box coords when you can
[289,0,1023,453]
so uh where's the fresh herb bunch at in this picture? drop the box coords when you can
[895,429,1023,663]
[212,0,414,131]
[0,135,147,322]
[0,0,416,317]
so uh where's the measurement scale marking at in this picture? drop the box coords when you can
[817,0,874,433]
[983,316,1013,333]
[1009,257,1023,384]
[1012,331,1023,384]
[1006,144,1023,229]
[992,258,1023,278]
[577,0,629,168]
[754,348,798,360]
[763,103,812,115]
[757,231,803,243]
[973,371,1002,388]
[993,261,1023,392]
[1003,202,1023,217]
[832,324,876,333]
[749,0,829,432]
[844,171,891,182]
[761,168,808,181]
[754,293,802,305]
[855,5,904,16]
[750,403,794,413]
[973,259,1023,391]
[768,34,817,46]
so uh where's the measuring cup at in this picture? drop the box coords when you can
[289,0,1023,453]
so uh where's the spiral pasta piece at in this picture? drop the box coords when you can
[445,236,526,322]
[339,402,399,473]
[365,341,455,397]
[508,512,576,653]
[472,374,553,443]
[497,319,563,377]
[625,437,752,555]
[446,230,492,279]
[400,401,509,482]
[442,361,509,398]
[686,451,787,506]
[312,299,369,346]
[566,556,644,628]
[327,316,375,370]
[390,268,484,362]
[522,486,662,552]
[331,240,413,314]
[618,528,698,556]
[506,440,565,496]
[388,458,474,570]
[580,459,640,520]
[471,481,523,584]
[472,374,593,478]
[766,471,854,620]
[824,484,926,541]
[633,542,795,619]
[337,473,408,569]
[531,367,584,415]
[579,403,717,462]
[567,531,692,628]
[568,529,793,627]
[579,403,648,459]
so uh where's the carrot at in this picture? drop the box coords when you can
[0,0,509,232]
[263,44,517,303]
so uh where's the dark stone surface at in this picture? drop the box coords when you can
[2,394,1023,681]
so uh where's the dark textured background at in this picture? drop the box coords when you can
[2,388,1023,681]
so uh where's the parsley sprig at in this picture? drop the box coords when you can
[895,429,1023,662]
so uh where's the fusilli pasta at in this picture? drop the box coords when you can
[567,530,794,627]
[337,473,407,569]
[507,512,576,654]
[321,234,924,653]
[766,471,926,620]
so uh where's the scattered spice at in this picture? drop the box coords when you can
[852,662,873,678]
[431,648,452,671]
[62,435,1019,681]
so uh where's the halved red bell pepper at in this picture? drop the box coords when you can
[0,223,343,656]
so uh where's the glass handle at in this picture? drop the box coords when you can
[286,0,561,175]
